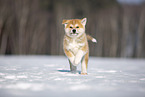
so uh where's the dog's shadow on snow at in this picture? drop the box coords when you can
[58,70,81,74]
[58,70,70,72]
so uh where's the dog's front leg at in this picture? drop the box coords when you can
[64,49,75,63]
[64,49,77,72]
[74,50,86,66]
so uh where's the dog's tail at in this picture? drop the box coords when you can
[87,35,97,43]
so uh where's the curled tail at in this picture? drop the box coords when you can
[87,35,97,43]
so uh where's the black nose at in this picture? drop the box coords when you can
[72,29,76,33]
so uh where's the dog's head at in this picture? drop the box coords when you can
[62,18,87,38]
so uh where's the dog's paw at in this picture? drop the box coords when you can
[81,72,88,75]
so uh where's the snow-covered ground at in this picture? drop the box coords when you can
[0,56,145,97]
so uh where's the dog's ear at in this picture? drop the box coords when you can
[81,18,87,26]
[62,19,68,24]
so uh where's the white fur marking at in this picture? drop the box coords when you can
[74,50,85,66]
[69,56,75,65]
[92,38,97,43]
[81,57,87,73]
[75,24,78,27]
[70,24,73,27]
[66,40,79,52]
[65,28,69,33]
[66,40,85,55]
[78,43,85,46]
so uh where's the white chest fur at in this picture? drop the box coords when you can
[66,40,85,55]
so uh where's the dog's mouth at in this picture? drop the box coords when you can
[70,33,78,36]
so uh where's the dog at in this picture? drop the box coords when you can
[62,18,96,75]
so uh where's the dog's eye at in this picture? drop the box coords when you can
[70,26,73,28]
[76,26,79,28]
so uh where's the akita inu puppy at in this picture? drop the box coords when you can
[62,18,96,75]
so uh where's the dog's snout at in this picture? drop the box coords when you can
[72,29,76,33]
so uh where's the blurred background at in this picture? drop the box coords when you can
[0,0,145,58]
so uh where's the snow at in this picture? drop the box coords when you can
[0,55,145,97]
